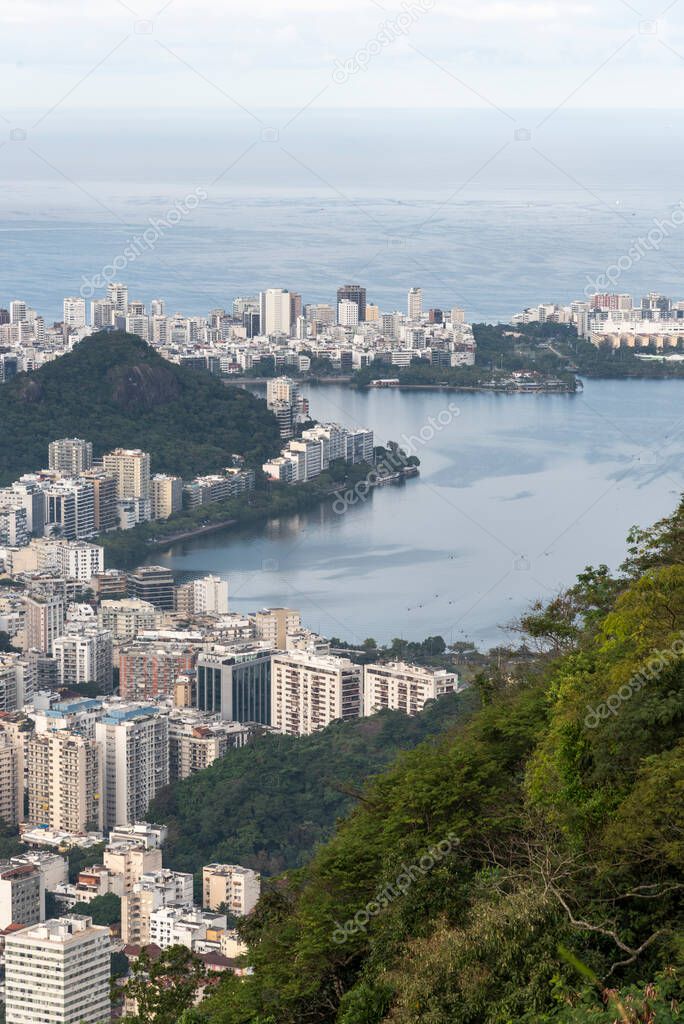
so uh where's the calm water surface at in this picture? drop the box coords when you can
[151,380,684,649]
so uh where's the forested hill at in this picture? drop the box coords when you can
[0,332,280,484]
[193,500,684,1024]
[148,692,479,878]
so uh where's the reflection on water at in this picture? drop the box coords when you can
[151,380,684,649]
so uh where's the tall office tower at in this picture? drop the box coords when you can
[150,474,183,520]
[5,915,111,1024]
[9,300,27,324]
[90,298,114,329]
[43,479,95,540]
[127,565,175,610]
[107,281,129,313]
[270,651,362,736]
[62,297,86,329]
[407,287,423,320]
[337,299,359,327]
[48,438,93,475]
[27,731,103,832]
[0,862,43,928]
[289,291,302,327]
[252,607,301,650]
[259,289,292,336]
[95,705,169,829]
[102,448,151,501]
[52,627,113,692]
[450,306,465,324]
[195,646,273,724]
[202,863,261,915]
[337,284,367,322]
[24,593,65,655]
[0,308,9,324]
[0,728,24,826]
[80,470,118,532]
[150,298,165,317]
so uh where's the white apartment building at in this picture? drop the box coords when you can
[337,299,359,326]
[27,730,103,833]
[62,298,87,329]
[407,287,423,320]
[271,651,362,736]
[95,704,169,829]
[259,289,291,336]
[98,598,158,642]
[4,915,111,1024]
[149,905,225,951]
[363,661,460,717]
[102,448,151,502]
[107,281,128,312]
[52,626,113,691]
[44,478,96,540]
[34,539,104,581]
[175,575,229,616]
[202,863,261,916]
[121,869,194,945]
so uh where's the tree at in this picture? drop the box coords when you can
[72,892,121,927]
[117,946,207,1024]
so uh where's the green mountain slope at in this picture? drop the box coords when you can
[191,500,684,1024]
[148,692,479,879]
[0,332,280,483]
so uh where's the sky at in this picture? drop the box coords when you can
[1,0,684,121]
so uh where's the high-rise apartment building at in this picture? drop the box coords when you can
[252,608,301,650]
[107,281,129,313]
[407,287,423,320]
[44,479,95,540]
[95,704,169,829]
[259,289,292,336]
[337,284,367,322]
[175,575,229,616]
[150,474,183,520]
[102,448,151,501]
[271,651,362,736]
[0,728,24,826]
[90,298,114,329]
[363,662,460,717]
[4,915,111,1024]
[121,869,193,945]
[24,593,65,654]
[98,598,158,642]
[52,627,113,692]
[27,731,103,833]
[80,470,119,533]
[118,643,196,700]
[202,863,261,916]
[48,438,93,476]
[0,862,43,929]
[62,298,87,329]
[337,298,359,327]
